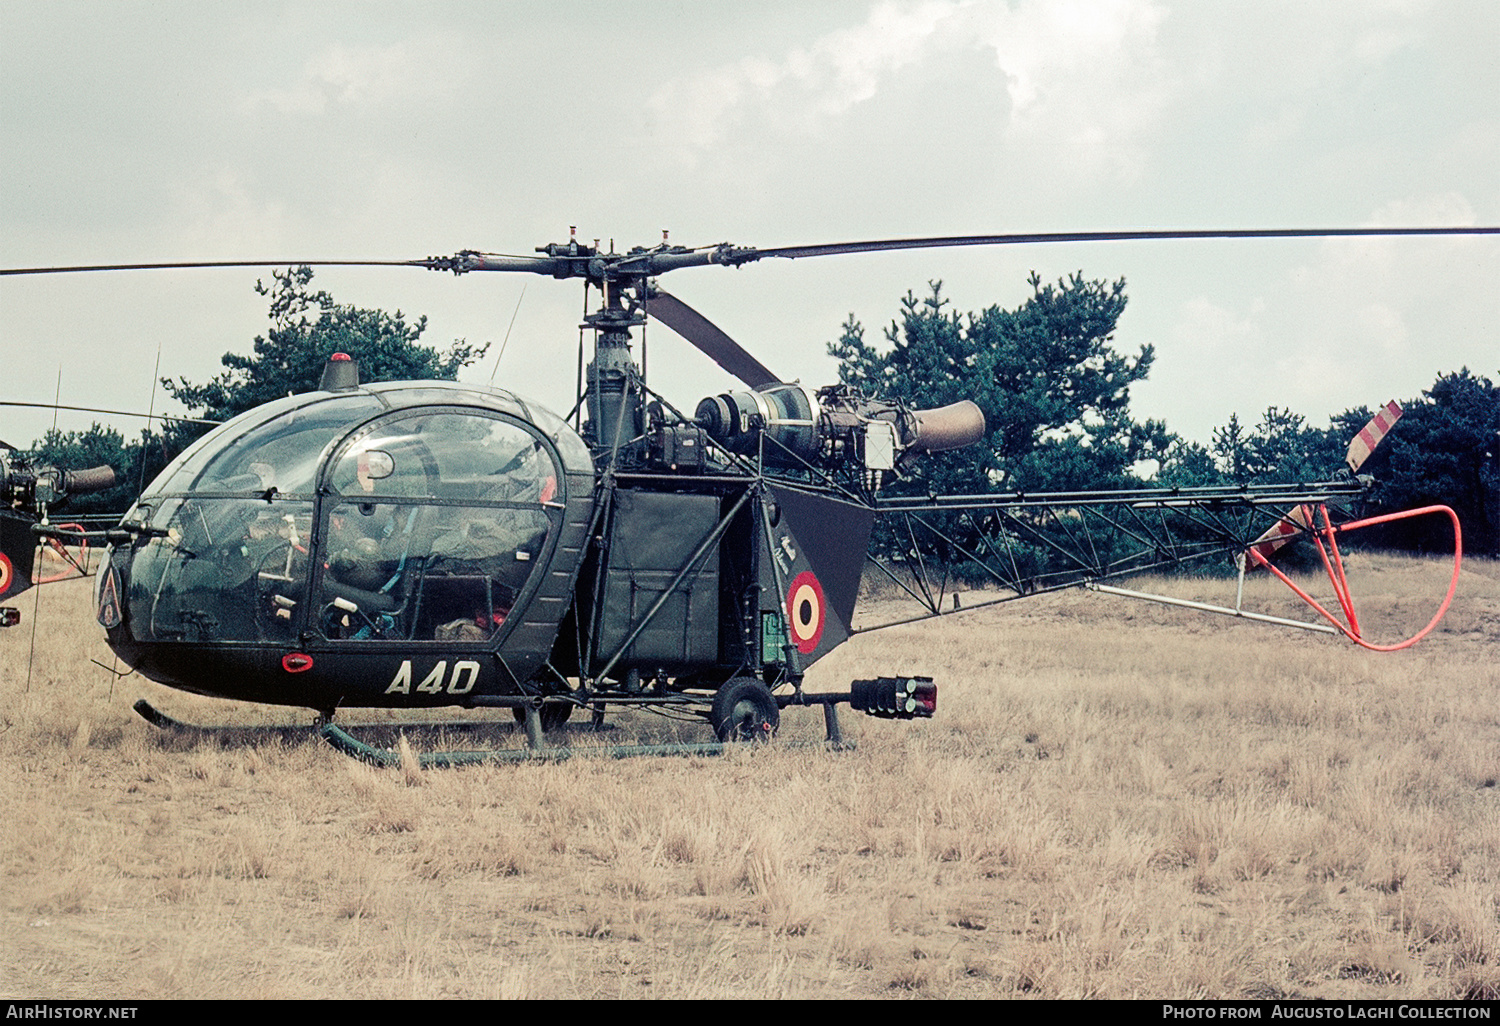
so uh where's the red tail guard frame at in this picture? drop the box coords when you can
[1246,504,1462,652]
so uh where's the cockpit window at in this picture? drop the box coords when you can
[125,496,316,643]
[164,395,382,497]
[318,500,552,642]
[330,412,559,503]
[314,412,561,643]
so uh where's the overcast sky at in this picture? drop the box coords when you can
[3,1,1496,455]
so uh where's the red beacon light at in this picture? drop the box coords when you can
[319,352,360,391]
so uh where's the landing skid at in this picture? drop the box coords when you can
[319,722,845,767]
[131,698,535,735]
[132,698,318,734]
[325,694,858,768]
[132,676,930,768]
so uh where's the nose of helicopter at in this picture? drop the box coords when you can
[92,378,597,710]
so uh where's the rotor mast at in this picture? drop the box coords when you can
[483,228,691,458]
[582,256,648,455]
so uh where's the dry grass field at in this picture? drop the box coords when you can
[2,552,1496,1000]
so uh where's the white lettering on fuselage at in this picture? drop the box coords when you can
[385,660,481,696]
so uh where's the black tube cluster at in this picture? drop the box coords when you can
[1,453,117,510]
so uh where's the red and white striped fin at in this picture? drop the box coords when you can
[1245,506,1312,567]
[1345,400,1402,472]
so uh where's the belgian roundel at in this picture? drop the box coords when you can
[786,571,826,654]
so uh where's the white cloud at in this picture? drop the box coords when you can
[973,0,1163,117]
[965,0,1172,185]
[648,0,966,158]
[647,0,1171,185]
[1172,295,1266,356]
[170,170,290,254]
[242,38,453,116]
[1147,192,1497,439]
[1365,192,1478,228]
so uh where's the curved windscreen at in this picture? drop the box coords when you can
[147,394,383,497]
[123,405,564,645]
[124,496,315,644]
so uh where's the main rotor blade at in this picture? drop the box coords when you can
[0,400,221,425]
[644,288,780,388]
[0,258,440,276]
[738,226,1500,264]
[6,226,1493,278]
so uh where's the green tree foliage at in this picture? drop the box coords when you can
[1155,437,1220,488]
[1191,371,1498,555]
[1208,407,1344,484]
[829,273,1167,496]
[1357,369,1500,555]
[164,266,486,422]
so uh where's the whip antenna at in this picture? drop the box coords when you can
[488,283,527,386]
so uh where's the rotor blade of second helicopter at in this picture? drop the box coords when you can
[644,289,781,389]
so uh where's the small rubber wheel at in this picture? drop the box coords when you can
[512,702,573,732]
[710,677,780,743]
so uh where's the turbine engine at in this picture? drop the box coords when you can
[694,383,984,482]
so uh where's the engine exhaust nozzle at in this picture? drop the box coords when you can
[904,400,986,455]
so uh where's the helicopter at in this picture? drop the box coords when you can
[1,226,1489,764]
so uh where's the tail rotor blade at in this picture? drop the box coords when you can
[644,288,780,389]
[1246,399,1404,569]
[1245,506,1314,567]
[1345,400,1403,472]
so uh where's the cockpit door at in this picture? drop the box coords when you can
[311,409,563,647]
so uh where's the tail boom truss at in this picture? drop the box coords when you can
[859,480,1458,649]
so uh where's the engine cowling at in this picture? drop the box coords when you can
[694,384,984,474]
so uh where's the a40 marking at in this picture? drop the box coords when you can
[384,659,481,696]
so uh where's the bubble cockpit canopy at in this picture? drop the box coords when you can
[114,381,593,654]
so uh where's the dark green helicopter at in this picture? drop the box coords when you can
[2,227,1489,763]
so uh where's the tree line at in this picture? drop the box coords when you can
[20,268,1498,555]
[832,276,1496,556]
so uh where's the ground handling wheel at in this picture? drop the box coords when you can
[710,677,780,743]
[512,702,573,732]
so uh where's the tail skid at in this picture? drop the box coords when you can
[1089,502,1460,648]
[1245,503,1461,652]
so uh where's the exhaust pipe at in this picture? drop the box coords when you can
[905,400,985,455]
[61,465,118,495]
